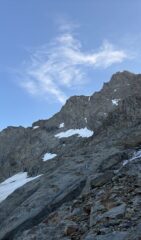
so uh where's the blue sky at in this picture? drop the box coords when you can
[1,0,141,130]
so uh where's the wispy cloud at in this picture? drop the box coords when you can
[20,25,129,104]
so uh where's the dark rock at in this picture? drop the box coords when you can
[96,231,128,240]
[102,203,126,219]
[98,152,128,171]
[90,171,114,189]
[64,221,79,236]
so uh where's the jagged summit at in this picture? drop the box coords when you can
[1,71,141,239]
[111,70,136,78]
[33,70,141,130]
[109,70,141,88]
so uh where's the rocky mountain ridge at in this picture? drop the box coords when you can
[1,71,141,239]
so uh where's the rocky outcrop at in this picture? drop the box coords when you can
[1,71,141,239]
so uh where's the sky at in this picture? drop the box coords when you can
[1,0,141,130]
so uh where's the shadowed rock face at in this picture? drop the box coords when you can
[1,71,141,239]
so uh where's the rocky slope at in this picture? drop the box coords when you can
[1,71,141,239]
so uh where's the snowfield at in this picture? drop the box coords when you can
[55,127,94,138]
[0,172,41,203]
[42,153,57,161]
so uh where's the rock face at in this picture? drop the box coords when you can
[1,70,141,239]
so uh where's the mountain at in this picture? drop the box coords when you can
[1,71,141,239]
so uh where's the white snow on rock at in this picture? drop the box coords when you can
[43,153,57,161]
[55,127,94,138]
[84,117,87,123]
[112,99,120,106]
[33,126,39,130]
[0,172,41,203]
[59,123,65,128]
[123,150,141,166]
[122,160,129,166]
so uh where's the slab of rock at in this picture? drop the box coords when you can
[98,152,128,171]
[90,171,114,189]
[102,203,126,219]
[0,177,86,240]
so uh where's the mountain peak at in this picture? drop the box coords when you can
[1,71,141,239]
[110,70,140,84]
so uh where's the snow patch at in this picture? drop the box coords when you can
[43,153,57,161]
[112,99,120,106]
[123,150,141,166]
[55,127,94,138]
[59,123,65,128]
[0,172,41,203]
[33,126,39,130]
[84,117,87,123]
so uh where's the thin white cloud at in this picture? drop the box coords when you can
[21,28,129,104]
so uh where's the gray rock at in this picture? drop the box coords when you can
[0,177,86,240]
[102,203,126,219]
[98,152,128,171]
[90,171,114,188]
[124,222,141,240]
[84,233,96,240]
[64,220,79,236]
[96,231,128,240]
[90,201,105,227]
